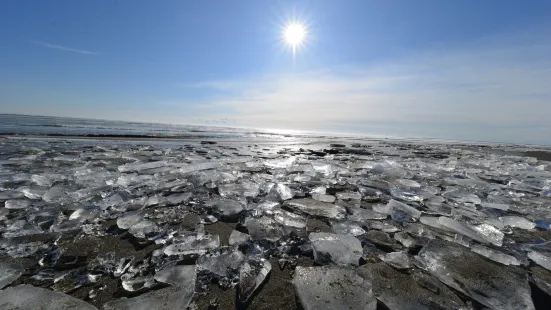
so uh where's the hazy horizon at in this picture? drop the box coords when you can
[2,1,551,145]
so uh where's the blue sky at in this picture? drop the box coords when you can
[1,1,551,144]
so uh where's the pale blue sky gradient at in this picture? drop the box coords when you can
[1,1,551,144]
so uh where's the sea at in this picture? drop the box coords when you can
[0,114,321,142]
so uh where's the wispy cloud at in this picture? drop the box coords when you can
[30,40,101,55]
[177,27,551,144]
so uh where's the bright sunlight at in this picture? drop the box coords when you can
[282,22,307,55]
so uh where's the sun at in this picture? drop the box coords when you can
[282,22,307,54]
[284,23,306,46]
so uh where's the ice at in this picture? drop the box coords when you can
[528,251,551,271]
[121,275,155,292]
[154,265,197,287]
[442,189,481,205]
[177,161,221,174]
[3,220,43,238]
[0,190,24,200]
[0,284,97,310]
[309,232,363,266]
[165,192,192,205]
[357,263,468,310]
[368,221,401,233]
[284,198,346,219]
[481,202,510,211]
[395,178,421,188]
[244,216,285,242]
[471,223,504,247]
[499,216,536,230]
[128,219,161,239]
[375,199,422,220]
[238,259,272,302]
[197,248,245,277]
[293,266,377,310]
[335,191,362,200]
[311,193,336,203]
[394,231,423,248]
[20,186,46,199]
[69,206,100,222]
[380,251,410,270]
[218,181,260,198]
[265,156,296,169]
[416,239,534,310]
[210,199,245,219]
[0,261,22,289]
[116,212,144,230]
[266,183,294,201]
[273,209,307,229]
[164,233,220,256]
[437,216,494,245]
[31,174,53,187]
[118,160,168,173]
[3,130,551,308]
[471,244,521,265]
[105,268,195,310]
[347,207,388,222]
[4,199,31,209]
[228,230,251,246]
[42,185,67,202]
[329,220,366,236]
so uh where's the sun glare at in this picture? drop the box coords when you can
[282,22,307,55]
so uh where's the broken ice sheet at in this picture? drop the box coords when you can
[218,181,260,198]
[441,189,481,205]
[309,232,363,266]
[293,266,376,310]
[238,259,272,302]
[311,193,336,203]
[374,199,421,220]
[154,265,196,287]
[265,183,294,201]
[380,251,410,270]
[416,239,534,310]
[128,219,161,239]
[356,262,468,310]
[347,207,388,222]
[436,216,497,246]
[4,199,32,209]
[471,244,521,266]
[272,209,307,229]
[228,230,251,246]
[0,261,23,289]
[68,206,100,222]
[329,220,366,236]
[244,216,285,242]
[164,233,220,256]
[335,191,362,201]
[197,247,245,278]
[0,284,98,310]
[105,266,196,310]
[499,216,536,230]
[528,251,551,271]
[117,212,144,230]
[209,199,245,220]
[284,198,346,219]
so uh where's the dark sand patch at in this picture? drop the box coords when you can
[194,257,313,310]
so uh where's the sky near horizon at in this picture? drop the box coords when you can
[1,0,551,144]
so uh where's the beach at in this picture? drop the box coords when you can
[1,115,551,309]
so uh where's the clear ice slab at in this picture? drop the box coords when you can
[292,266,377,310]
[416,239,534,310]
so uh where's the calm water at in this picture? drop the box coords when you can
[0,114,318,141]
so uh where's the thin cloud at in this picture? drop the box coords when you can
[180,28,551,144]
[30,41,101,55]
